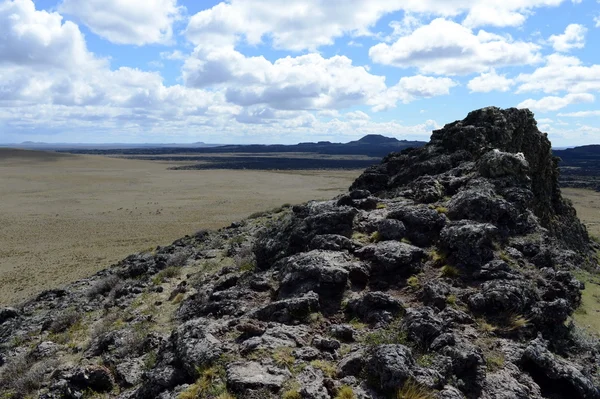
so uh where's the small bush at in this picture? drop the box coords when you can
[87,275,121,298]
[0,355,57,396]
[50,308,81,334]
[440,265,459,278]
[397,379,435,399]
[166,251,190,268]
[335,386,356,399]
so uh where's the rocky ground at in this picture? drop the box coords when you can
[1,107,599,399]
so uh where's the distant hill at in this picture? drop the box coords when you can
[553,145,600,191]
[61,135,426,158]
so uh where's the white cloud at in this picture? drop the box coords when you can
[548,24,587,52]
[468,70,515,92]
[557,110,600,117]
[594,15,600,28]
[369,19,541,75]
[372,75,457,111]
[0,0,102,69]
[185,0,568,52]
[183,45,454,112]
[517,54,600,94]
[345,111,371,120]
[517,93,594,112]
[59,0,182,45]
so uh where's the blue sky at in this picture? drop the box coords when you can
[1,0,600,145]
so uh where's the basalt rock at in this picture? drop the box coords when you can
[2,107,598,399]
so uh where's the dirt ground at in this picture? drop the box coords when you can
[0,149,362,305]
[2,150,599,306]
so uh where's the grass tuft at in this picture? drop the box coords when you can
[440,265,460,278]
[363,319,407,347]
[397,379,435,399]
[153,266,181,285]
[335,385,356,399]
[310,360,337,378]
[407,276,420,290]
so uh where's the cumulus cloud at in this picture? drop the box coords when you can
[548,24,587,52]
[517,93,594,112]
[0,0,102,69]
[345,111,370,120]
[517,54,600,94]
[369,19,541,75]
[468,70,515,92]
[182,45,454,112]
[371,75,457,111]
[185,0,568,52]
[59,0,182,45]
[557,110,600,117]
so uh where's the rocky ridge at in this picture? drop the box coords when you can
[1,107,599,399]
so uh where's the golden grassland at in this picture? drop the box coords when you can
[0,149,361,305]
[1,150,600,315]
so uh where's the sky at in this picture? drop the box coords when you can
[1,0,600,145]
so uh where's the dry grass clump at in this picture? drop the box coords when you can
[87,275,121,298]
[49,308,81,334]
[0,355,58,397]
[335,386,356,399]
[397,379,435,399]
[234,244,256,272]
[440,265,460,278]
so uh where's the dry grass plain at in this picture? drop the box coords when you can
[0,149,361,305]
[2,150,600,308]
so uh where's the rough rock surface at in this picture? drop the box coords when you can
[1,107,598,399]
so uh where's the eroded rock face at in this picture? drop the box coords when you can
[2,107,598,399]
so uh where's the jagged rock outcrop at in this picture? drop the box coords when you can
[1,107,599,399]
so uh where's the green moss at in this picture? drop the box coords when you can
[376,203,388,209]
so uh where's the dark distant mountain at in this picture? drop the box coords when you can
[61,135,426,158]
[350,134,400,144]
[0,142,216,150]
[553,145,600,191]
